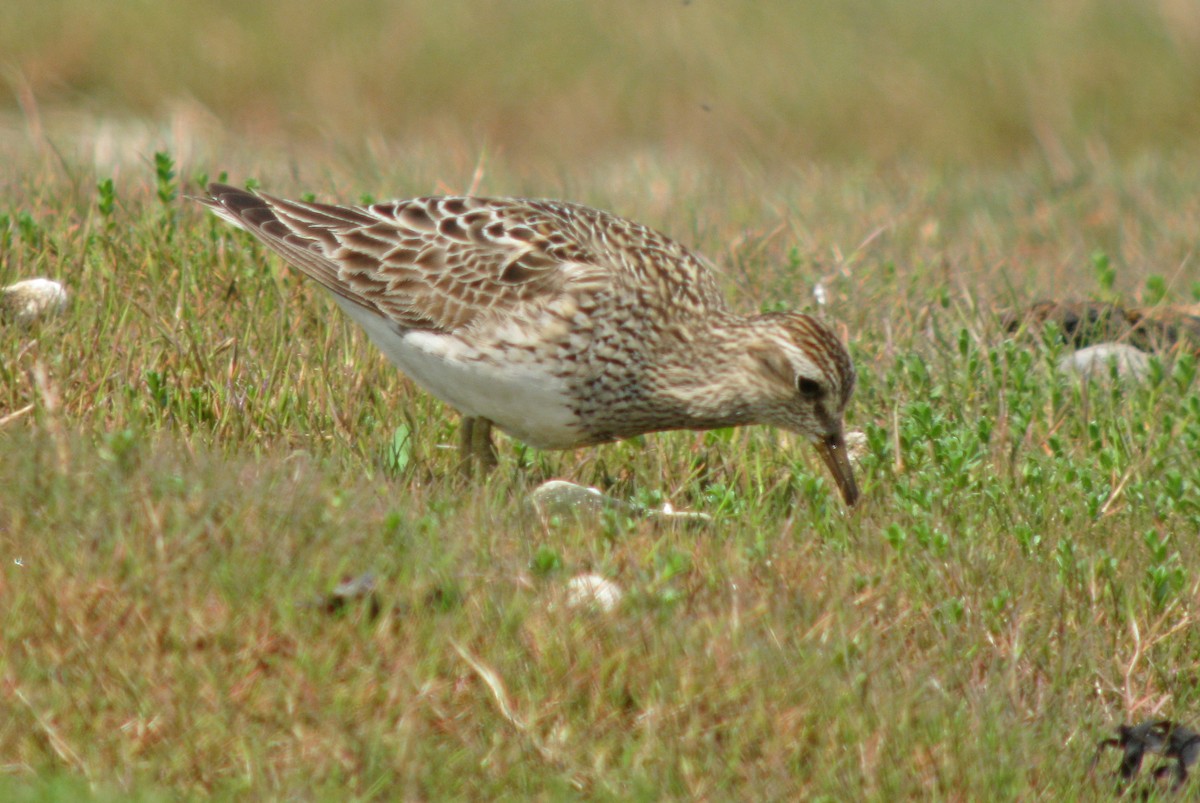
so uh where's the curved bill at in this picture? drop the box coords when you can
[813,432,860,507]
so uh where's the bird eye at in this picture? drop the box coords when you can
[797,377,823,399]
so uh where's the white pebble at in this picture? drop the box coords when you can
[530,480,615,516]
[2,278,68,323]
[844,430,868,465]
[1057,343,1150,382]
[564,574,623,613]
[530,479,713,525]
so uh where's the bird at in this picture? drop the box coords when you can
[199,183,860,506]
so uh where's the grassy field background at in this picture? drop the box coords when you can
[4,0,1200,799]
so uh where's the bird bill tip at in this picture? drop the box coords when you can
[813,432,860,507]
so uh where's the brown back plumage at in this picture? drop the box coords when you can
[200,184,727,333]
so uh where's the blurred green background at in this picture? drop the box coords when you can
[5,0,1200,168]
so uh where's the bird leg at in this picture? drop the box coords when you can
[459,416,499,475]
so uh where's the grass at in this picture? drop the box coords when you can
[5,1,1200,166]
[4,144,1200,799]
[4,0,1200,798]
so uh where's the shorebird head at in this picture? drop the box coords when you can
[749,312,859,507]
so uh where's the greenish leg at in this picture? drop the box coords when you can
[459,416,499,474]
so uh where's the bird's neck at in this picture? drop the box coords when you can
[647,313,765,429]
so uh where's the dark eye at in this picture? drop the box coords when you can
[797,377,823,399]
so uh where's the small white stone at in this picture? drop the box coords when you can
[1057,343,1150,382]
[530,480,616,516]
[2,278,68,323]
[564,573,623,613]
[530,479,713,526]
[844,430,868,465]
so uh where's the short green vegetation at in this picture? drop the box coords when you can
[4,1,1200,798]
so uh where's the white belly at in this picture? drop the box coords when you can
[335,300,583,449]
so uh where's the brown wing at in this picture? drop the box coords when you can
[200,184,599,332]
[200,184,727,332]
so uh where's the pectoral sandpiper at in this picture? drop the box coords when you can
[200,184,860,506]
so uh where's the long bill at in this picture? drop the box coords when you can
[813,432,860,507]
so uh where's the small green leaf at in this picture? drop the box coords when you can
[530,546,563,576]
[384,425,412,475]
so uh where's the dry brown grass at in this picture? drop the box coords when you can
[5,1,1200,167]
[5,2,1200,798]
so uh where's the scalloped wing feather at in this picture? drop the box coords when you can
[200,184,726,334]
